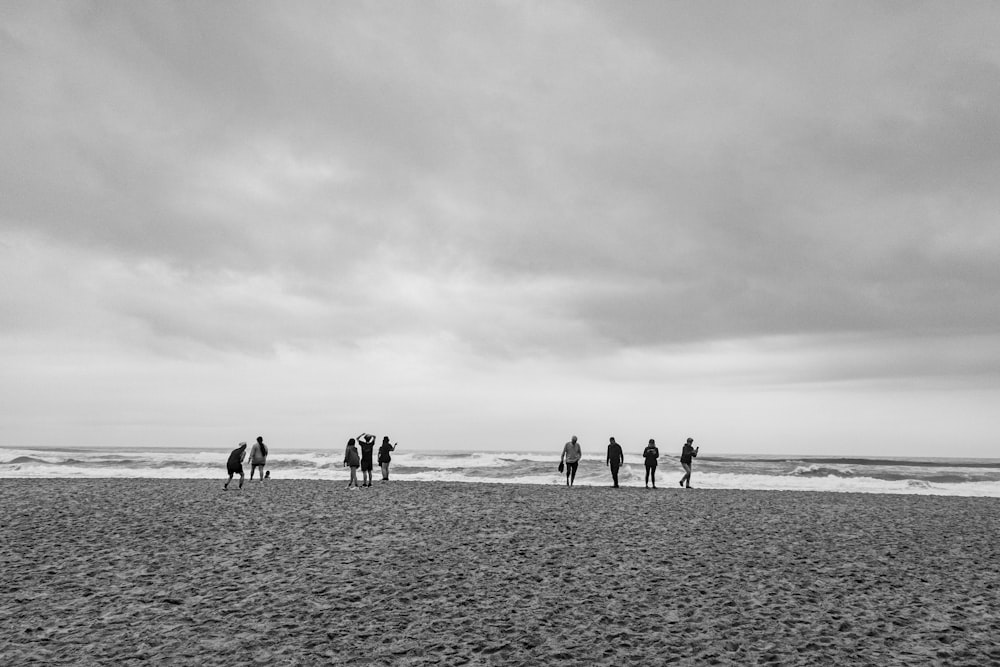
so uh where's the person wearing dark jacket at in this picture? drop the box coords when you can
[224,442,247,490]
[679,438,699,488]
[344,438,361,489]
[357,433,376,487]
[377,437,397,481]
[642,439,659,488]
[606,437,625,488]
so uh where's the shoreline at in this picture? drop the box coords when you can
[4,480,999,664]
[4,447,1000,499]
[2,475,999,499]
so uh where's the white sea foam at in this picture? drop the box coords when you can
[3,447,1000,497]
[404,452,535,468]
[384,466,1000,496]
[689,472,1000,497]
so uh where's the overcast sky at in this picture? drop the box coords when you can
[3,2,999,456]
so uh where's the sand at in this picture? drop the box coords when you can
[2,479,999,665]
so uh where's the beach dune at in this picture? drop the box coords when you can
[2,479,999,665]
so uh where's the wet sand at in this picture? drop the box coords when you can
[2,479,999,665]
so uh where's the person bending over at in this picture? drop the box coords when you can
[224,442,247,490]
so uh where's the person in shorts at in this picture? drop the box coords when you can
[224,442,247,490]
[679,438,699,488]
[357,433,376,487]
[344,438,361,489]
[248,436,268,481]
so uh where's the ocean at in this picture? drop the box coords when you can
[2,446,999,497]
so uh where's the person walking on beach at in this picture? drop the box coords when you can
[606,437,624,488]
[344,438,361,489]
[358,433,376,487]
[248,436,268,481]
[643,439,660,489]
[561,435,582,487]
[679,438,699,488]
[224,442,247,490]
[377,436,397,481]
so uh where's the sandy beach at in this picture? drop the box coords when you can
[2,479,999,665]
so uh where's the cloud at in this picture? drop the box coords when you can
[3,2,1000,453]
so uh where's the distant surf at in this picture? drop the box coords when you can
[2,447,999,497]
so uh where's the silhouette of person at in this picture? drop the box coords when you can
[561,436,582,487]
[377,437,397,481]
[224,442,247,490]
[248,436,268,481]
[643,439,659,488]
[606,437,624,488]
[679,438,699,488]
[344,438,361,489]
[357,433,376,487]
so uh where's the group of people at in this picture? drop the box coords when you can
[225,434,698,490]
[343,434,398,489]
[561,435,700,489]
[223,434,400,489]
[224,436,269,490]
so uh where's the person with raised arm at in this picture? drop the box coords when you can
[357,433,376,487]
[377,436,397,481]
[679,438,700,489]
